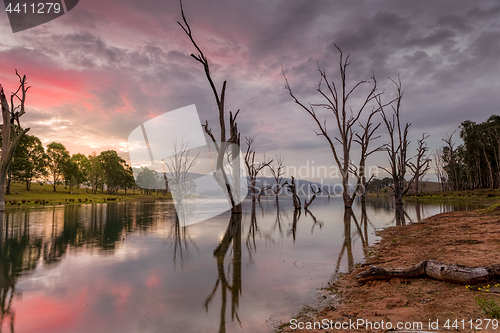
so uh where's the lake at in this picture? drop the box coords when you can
[0,196,484,333]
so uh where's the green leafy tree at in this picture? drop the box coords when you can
[98,150,128,194]
[70,153,90,189]
[122,165,136,194]
[134,167,159,195]
[11,134,47,191]
[45,142,70,192]
[63,158,80,194]
[88,153,103,194]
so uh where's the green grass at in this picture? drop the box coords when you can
[407,189,500,201]
[5,182,171,207]
[476,296,500,318]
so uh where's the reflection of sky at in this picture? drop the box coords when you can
[8,198,481,333]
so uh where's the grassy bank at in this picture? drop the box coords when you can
[5,182,171,207]
[407,188,500,201]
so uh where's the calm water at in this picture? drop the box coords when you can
[0,196,484,333]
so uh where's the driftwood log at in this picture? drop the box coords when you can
[356,260,500,285]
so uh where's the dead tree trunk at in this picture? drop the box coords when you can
[283,45,382,208]
[304,184,321,210]
[356,260,500,285]
[286,176,301,210]
[267,155,285,202]
[0,71,30,211]
[179,1,243,214]
[354,109,383,203]
[257,185,270,202]
[244,138,272,202]
[377,77,414,205]
[409,133,431,194]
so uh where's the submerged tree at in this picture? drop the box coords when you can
[162,139,199,204]
[409,133,431,193]
[244,138,272,202]
[353,109,383,202]
[0,71,30,211]
[178,1,243,214]
[377,77,414,205]
[284,45,382,208]
[267,155,286,202]
[285,176,301,210]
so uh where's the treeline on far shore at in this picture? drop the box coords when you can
[367,115,500,198]
[3,132,158,197]
[437,115,500,191]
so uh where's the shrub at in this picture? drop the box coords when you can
[476,296,500,318]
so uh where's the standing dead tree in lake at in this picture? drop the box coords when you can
[0,71,30,212]
[162,139,199,205]
[283,45,383,208]
[377,77,414,205]
[409,133,432,194]
[178,1,243,213]
[304,184,321,210]
[353,109,384,202]
[286,176,301,210]
[267,155,286,202]
[244,138,272,202]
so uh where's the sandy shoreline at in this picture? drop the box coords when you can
[279,208,500,332]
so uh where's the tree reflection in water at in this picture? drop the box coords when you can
[205,213,242,333]
[395,205,412,226]
[287,208,301,242]
[168,213,198,270]
[0,214,17,333]
[304,209,323,234]
[335,204,373,274]
[0,197,485,333]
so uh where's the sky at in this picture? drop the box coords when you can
[1,0,499,182]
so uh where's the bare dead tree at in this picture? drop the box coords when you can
[267,154,286,202]
[0,71,30,211]
[285,176,301,210]
[442,131,459,190]
[304,184,321,210]
[433,148,448,192]
[283,45,382,208]
[178,1,242,213]
[409,133,432,193]
[244,138,272,202]
[323,188,331,200]
[377,76,413,205]
[353,109,383,202]
[161,139,199,204]
[256,183,272,202]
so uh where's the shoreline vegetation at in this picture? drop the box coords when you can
[277,195,500,333]
[4,182,171,208]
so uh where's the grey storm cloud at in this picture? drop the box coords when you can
[1,0,500,177]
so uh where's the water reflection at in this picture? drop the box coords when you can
[169,214,198,270]
[0,214,15,333]
[0,197,486,333]
[206,213,242,333]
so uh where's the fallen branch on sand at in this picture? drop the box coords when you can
[356,260,500,285]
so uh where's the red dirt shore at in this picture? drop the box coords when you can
[279,208,500,333]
